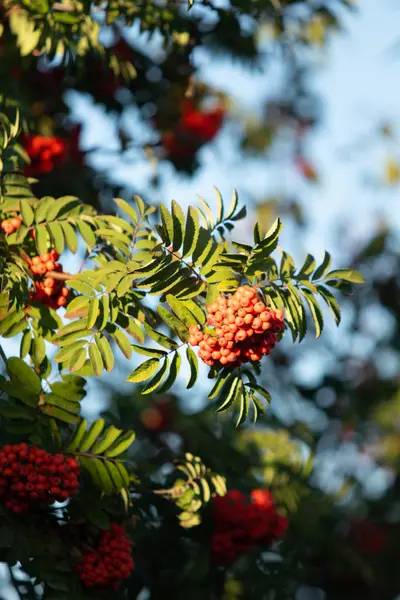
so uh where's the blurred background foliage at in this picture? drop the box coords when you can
[1,0,400,598]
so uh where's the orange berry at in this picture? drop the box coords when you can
[244,313,253,325]
[262,322,271,331]
[45,260,55,271]
[240,297,250,307]
[61,287,69,298]
[189,326,198,334]
[50,249,60,260]
[189,336,197,345]
[228,324,238,333]
[218,337,227,347]
[215,328,223,337]
[212,351,221,360]
[41,253,50,262]
[244,288,255,298]
[1,220,8,232]
[254,302,265,313]
[220,348,230,357]
[37,264,47,275]
[220,356,228,365]
[238,308,246,318]
[54,263,62,271]
[227,352,236,362]
[252,317,262,329]
[260,311,271,322]
[214,312,223,322]
[235,317,244,327]
[275,309,284,320]
[32,256,41,265]
[57,296,67,307]
[10,217,22,229]
[44,277,55,288]
[43,287,53,297]
[235,330,247,342]
[246,328,254,337]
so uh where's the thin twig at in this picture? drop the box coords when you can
[0,344,8,366]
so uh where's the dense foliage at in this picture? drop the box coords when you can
[0,1,398,599]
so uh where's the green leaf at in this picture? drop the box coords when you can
[6,357,41,394]
[105,430,136,458]
[111,329,132,359]
[47,222,65,254]
[216,377,241,412]
[20,199,34,226]
[68,347,87,373]
[279,251,295,281]
[141,358,170,394]
[143,322,177,350]
[35,224,49,255]
[76,220,96,248]
[286,282,307,342]
[80,418,105,452]
[40,405,80,424]
[312,251,332,280]
[116,461,131,489]
[126,358,160,383]
[324,269,365,284]
[44,394,80,414]
[299,287,324,338]
[96,335,114,372]
[186,346,198,389]
[214,187,224,224]
[157,306,188,341]
[197,196,214,229]
[106,460,124,491]
[317,285,341,325]
[166,294,197,327]
[191,227,213,267]
[64,296,90,319]
[171,199,185,252]
[208,369,233,400]
[67,418,87,451]
[97,294,109,330]
[114,197,138,224]
[34,196,54,223]
[54,340,87,363]
[20,330,32,358]
[32,334,46,365]
[159,204,174,245]
[93,458,114,494]
[236,385,249,427]
[88,342,104,376]
[61,222,78,253]
[67,280,94,296]
[87,297,99,329]
[91,425,123,454]
[157,351,181,393]
[182,206,200,258]
[246,383,271,404]
[296,253,316,279]
[131,345,167,358]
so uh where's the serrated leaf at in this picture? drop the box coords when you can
[80,418,105,452]
[186,346,198,389]
[324,269,365,284]
[131,345,166,358]
[64,296,90,319]
[197,196,214,229]
[216,376,241,412]
[171,199,184,252]
[166,294,197,327]
[157,351,181,393]
[226,189,239,219]
[35,224,49,255]
[68,347,87,373]
[299,287,324,338]
[296,253,316,279]
[97,294,109,330]
[286,282,307,342]
[214,187,224,224]
[20,199,34,226]
[246,383,271,404]
[143,322,177,350]
[114,197,138,224]
[126,358,160,383]
[61,222,78,253]
[110,328,132,359]
[191,226,213,267]
[105,430,136,458]
[91,425,123,454]
[20,330,32,358]
[54,340,87,363]
[76,220,96,248]
[141,358,170,394]
[317,285,341,325]
[312,251,332,280]
[6,357,41,394]
[40,405,80,424]
[87,297,99,329]
[96,335,114,372]
[34,196,54,223]
[208,368,232,400]
[88,342,103,376]
[279,251,295,281]
[47,222,65,254]
[157,306,188,341]
[182,206,200,258]
[57,318,89,337]
[159,204,174,246]
[67,418,87,451]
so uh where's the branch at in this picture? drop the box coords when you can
[45,270,76,281]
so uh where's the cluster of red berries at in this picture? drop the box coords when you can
[211,489,288,566]
[28,249,69,308]
[188,286,284,368]
[1,217,22,234]
[22,130,83,177]
[162,99,225,158]
[77,523,134,590]
[0,443,80,513]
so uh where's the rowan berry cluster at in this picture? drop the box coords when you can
[1,217,22,234]
[77,523,134,590]
[28,249,69,308]
[211,489,288,566]
[188,286,284,367]
[0,443,80,513]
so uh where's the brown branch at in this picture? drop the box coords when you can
[0,344,8,366]
[45,270,76,281]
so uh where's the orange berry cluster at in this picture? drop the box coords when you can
[29,249,69,308]
[188,286,284,368]
[77,523,134,590]
[1,217,22,234]
[0,443,80,513]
